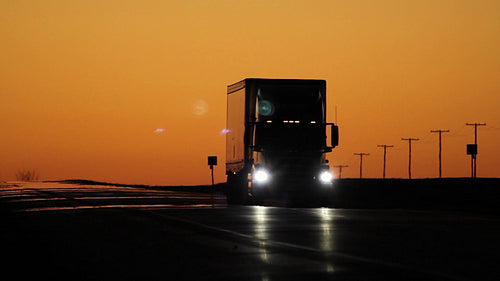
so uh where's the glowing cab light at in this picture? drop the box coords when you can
[266,120,272,123]
[311,121,317,124]
[254,169,270,184]
[319,170,333,184]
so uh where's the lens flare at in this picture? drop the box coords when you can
[220,128,231,135]
[192,100,208,115]
[258,100,274,116]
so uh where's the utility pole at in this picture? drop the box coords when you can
[333,165,348,179]
[377,145,394,179]
[354,153,370,179]
[466,123,486,178]
[401,138,419,179]
[430,130,450,178]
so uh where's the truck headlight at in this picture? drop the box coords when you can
[319,170,333,184]
[254,169,270,184]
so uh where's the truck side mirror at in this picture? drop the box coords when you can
[331,125,339,148]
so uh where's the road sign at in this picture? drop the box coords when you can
[467,144,477,155]
[208,156,217,166]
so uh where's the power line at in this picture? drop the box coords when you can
[430,130,450,178]
[353,153,370,179]
[377,145,394,179]
[401,138,419,179]
[466,122,486,178]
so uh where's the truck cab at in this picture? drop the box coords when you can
[225,78,338,205]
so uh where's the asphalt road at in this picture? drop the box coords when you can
[1,181,499,281]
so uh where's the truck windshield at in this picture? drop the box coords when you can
[257,86,324,122]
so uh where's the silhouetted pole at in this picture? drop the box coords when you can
[430,130,450,178]
[466,123,486,178]
[211,166,214,186]
[470,152,474,178]
[401,138,419,179]
[333,165,348,179]
[207,156,217,186]
[208,156,218,208]
[377,145,393,179]
[354,153,370,179]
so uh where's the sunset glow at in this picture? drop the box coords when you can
[1,0,499,185]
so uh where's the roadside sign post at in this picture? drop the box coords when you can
[466,123,485,179]
[207,156,217,186]
[466,144,477,178]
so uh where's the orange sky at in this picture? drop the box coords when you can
[1,0,499,185]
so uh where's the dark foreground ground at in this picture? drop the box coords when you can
[329,178,500,213]
[1,179,499,280]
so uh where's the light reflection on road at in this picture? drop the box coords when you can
[20,204,225,212]
[253,206,270,265]
[318,207,335,252]
[318,208,337,273]
[249,205,341,277]
[1,181,227,212]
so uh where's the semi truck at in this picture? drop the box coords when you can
[225,78,339,205]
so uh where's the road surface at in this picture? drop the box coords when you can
[1,181,499,280]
